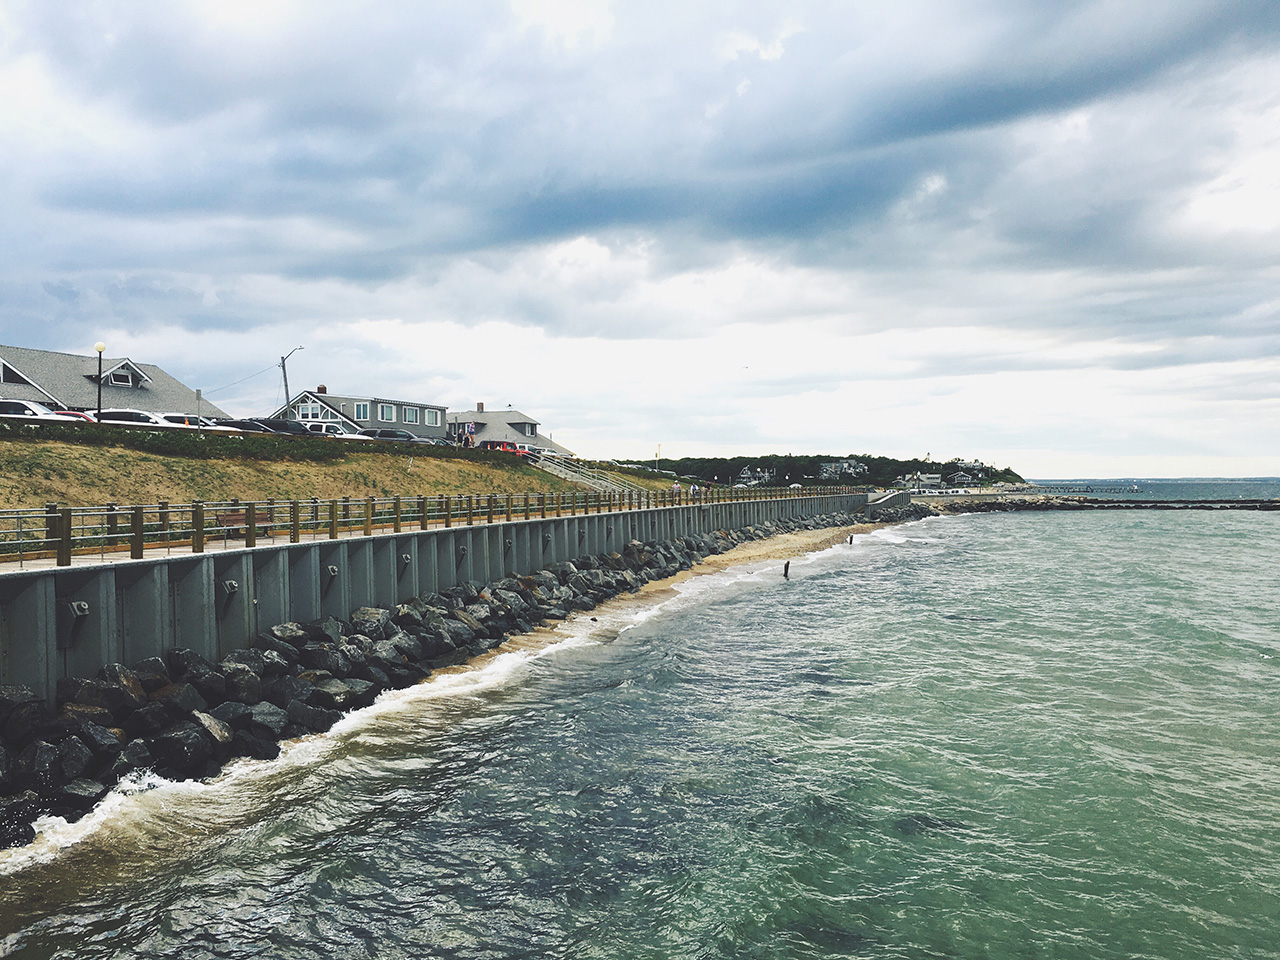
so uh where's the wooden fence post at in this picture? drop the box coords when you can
[192,502,205,554]
[131,505,144,559]
[56,508,72,567]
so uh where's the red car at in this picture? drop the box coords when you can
[478,440,527,456]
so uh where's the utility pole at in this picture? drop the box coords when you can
[280,345,304,412]
[94,342,106,418]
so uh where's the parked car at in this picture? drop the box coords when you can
[247,418,313,436]
[357,428,428,442]
[53,410,97,422]
[514,443,542,460]
[0,399,83,421]
[159,413,242,433]
[216,418,275,433]
[305,422,372,440]
[95,408,194,428]
[478,440,527,456]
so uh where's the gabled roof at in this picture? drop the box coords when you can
[448,407,540,428]
[268,390,359,428]
[0,344,230,417]
[100,358,152,384]
[447,407,573,456]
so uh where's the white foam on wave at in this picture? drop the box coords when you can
[0,615,635,873]
[0,520,915,872]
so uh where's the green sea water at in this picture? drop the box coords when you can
[1,508,1278,958]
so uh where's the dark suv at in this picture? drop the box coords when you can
[357,428,424,442]
[248,418,313,436]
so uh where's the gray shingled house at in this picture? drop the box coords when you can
[447,403,574,456]
[268,386,448,440]
[0,343,229,418]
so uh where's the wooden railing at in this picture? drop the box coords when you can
[0,486,862,568]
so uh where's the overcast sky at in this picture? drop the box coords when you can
[2,1,1278,477]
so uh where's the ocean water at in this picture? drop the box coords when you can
[2,508,1278,959]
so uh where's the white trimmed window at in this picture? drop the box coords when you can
[426,408,440,426]
[378,403,395,422]
[402,406,419,424]
[296,403,322,419]
[354,402,369,420]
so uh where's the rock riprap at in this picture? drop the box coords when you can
[1,512,865,849]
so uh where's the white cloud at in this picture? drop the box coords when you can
[509,0,614,49]
[3,2,1280,478]
[715,20,803,63]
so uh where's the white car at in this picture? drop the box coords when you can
[159,413,242,433]
[97,408,195,428]
[305,422,372,439]
[0,398,83,421]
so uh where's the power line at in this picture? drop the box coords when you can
[203,363,279,396]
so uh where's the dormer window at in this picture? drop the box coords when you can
[110,371,132,386]
[1,363,30,385]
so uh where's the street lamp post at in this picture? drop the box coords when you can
[94,342,106,419]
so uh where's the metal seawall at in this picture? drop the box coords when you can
[1,493,867,703]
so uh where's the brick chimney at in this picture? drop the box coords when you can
[476,402,484,412]
[316,385,327,394]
